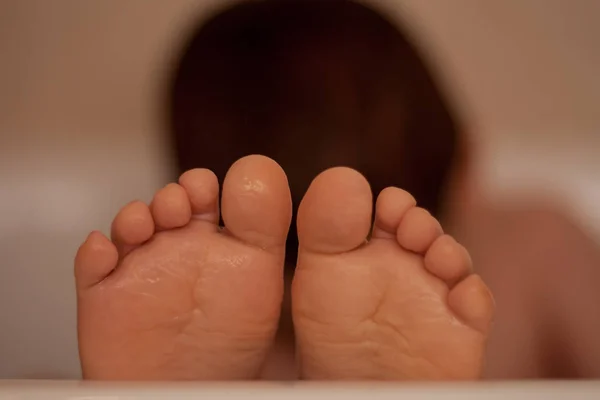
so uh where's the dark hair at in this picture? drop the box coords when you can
[168,0,460,266]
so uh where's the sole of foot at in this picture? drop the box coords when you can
[292,167,495,380]
[75,155,292,380]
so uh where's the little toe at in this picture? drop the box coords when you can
[372,187,416,239]
[111,201,154,257]
[448,274,495,334]
[396,207,443,253]
[179,168,220,224]
[75,231,119,290]
[221,155,292,250]
[150,183,192,230]
[424,235,473,284]
[297,167,372,254]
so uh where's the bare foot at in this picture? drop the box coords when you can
[75,155,292,380]
[292,167,494,380]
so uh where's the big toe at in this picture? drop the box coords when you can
[221,155,292,250]
[297,167,372,254]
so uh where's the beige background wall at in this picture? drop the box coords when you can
[0,0,598,378]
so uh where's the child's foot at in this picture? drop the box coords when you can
[75,155,292,380]
[292,167,494,380]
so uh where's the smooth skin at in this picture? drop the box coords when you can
[76,155,292,380]
[75,155,494,380]
[293,167,494,379]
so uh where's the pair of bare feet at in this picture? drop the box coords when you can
[74,155,494,381]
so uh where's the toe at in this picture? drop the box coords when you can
[424,235,473,284]
[297,167,372,254]
[179,168,220,224]
[150,183,192,230]
[448,274,495,334]
[75,231,119,289]
[396,207,443,253]
[372,187,416,239]
[221,155,292,249]
[111,200,154,256]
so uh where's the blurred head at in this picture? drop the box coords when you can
[168,0,462,267]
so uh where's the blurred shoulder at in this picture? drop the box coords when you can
[456,201,600,378]
[454,200,600,265]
